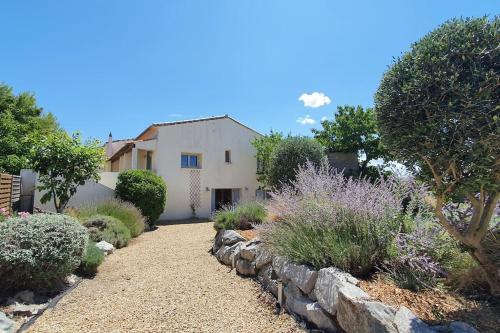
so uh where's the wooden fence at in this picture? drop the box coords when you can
[0,173,21,214]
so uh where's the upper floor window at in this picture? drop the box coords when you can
[181,153,200,168]
[225,150,231,163]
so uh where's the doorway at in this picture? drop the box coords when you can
[214,189,232,210]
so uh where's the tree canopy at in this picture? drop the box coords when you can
[267,136,325,190]
[312,105,386,176]
[252,131,285,186]
[0,83,60,174]
[375,17,499,294]
[30,132,106,213]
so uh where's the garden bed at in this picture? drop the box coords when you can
[359,276,500,333]
[212,230,486,333]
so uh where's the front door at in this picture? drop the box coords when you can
[215,189,232,210]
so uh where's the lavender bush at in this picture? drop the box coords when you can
[260,161,427,276]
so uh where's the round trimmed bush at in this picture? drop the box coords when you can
[83,214,131,248]
[115,170,167,228]
[0,213,88,292]
[268,137,324,190]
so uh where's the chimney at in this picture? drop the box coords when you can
[106,132,114,157]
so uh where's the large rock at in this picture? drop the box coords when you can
[337,286,397,333]
[448,321,480,333]
[257,264,278,297]
[221,230,246,246]
[314,267,364,315]
[95,241,114,254]
[393,306,435,333]
[213,230,224,253]
[272,256,289,281]
[284,263,318,294]
[255,248,273,269]
[213,230,246,254]
[235,258,256,276]
[0,312,14,333]
[239,239,261,261]
[284,285,337,333]
[216,242,243,266]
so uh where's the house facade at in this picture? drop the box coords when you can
[105,115,262,220]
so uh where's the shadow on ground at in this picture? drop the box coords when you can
[156,218,211,226]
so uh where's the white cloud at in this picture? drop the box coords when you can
[296,114,316,125]
[298,92,331,108]
[321,116,330,122]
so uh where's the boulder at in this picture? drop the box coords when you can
[448,322,480,333]
[272,256,289,281]
[255,248,273,269]
[393,306,435,333]
[235,258,256,276]
[284,285,337,333]
[216,242,244,266]
[95,241,114,254]
[213,230,224,253]
[0,312,14,333]
[257,264,278,297]
[240,239,261,261]
[337,286,397,333]
[221,230,245,246]
[314,267,365,315]
[284,263,318,294]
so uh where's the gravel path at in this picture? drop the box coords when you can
[27,221,302,333]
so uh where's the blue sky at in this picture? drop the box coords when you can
[1,1,498,142]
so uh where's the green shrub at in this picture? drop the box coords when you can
[0,213,88,291]
[82,214,131,248]
[115,170,167,228]
[261,162,413,277]
[265,213,398,276]
[70,199,145,237]
[102,218,131,248]
[267,136,324,190]
[213,201,267,231]
[213,206,238,230]
[77,241,105,277]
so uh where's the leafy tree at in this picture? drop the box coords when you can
[312,105,386,176]
[268,136,325,190]
[375,17,500,294]
[0,83,60,174]
[252,131,285,186]
[30,132,106,213]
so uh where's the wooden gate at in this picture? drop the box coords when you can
[0,173,21,215]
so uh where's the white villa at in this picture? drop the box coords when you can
[103,115,262,220]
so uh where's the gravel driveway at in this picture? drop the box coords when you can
[26,221,302,333]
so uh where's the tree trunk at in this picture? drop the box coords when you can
[471,247,500,296]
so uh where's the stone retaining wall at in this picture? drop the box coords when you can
[212,230,478,333]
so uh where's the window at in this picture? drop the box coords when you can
[225,150,231,163]
[181,153,200,168]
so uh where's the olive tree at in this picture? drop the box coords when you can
[375,17,499,294]
[31,132,106,213]
[268,136,325,190]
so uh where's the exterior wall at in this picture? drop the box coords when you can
[118,151,132,171]
[155,118,261,220]
[33,172,118,212]
[327,152,359,176]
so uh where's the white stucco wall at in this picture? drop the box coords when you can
[155,117,261,220]
[33,172,117,211]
